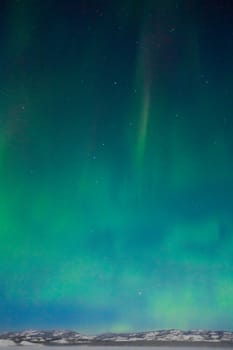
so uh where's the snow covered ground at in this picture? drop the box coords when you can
[1,329,233,346]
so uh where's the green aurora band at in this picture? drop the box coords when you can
[0,0,233,333]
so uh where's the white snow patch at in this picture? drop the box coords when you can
[20,341,43,346]
[51,338,69,344]
[0,339,16,346]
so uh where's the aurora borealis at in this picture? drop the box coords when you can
[1,0,233,333]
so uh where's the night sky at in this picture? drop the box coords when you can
[1,0,233,333]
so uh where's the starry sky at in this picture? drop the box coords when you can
[1,0,233,333]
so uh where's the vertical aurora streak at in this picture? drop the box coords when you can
[0,0,233,333]
[135,24,152,170]
[136,83,150,169]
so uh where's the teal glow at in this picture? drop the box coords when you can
[0,0,233,333]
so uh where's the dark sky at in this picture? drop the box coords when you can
[0,0,233,333]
